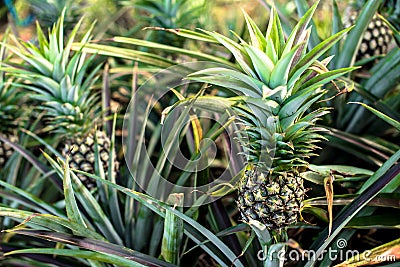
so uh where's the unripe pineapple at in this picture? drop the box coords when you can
[344,12,392,61]
[62,131,113,190]
[4,12,117,188]
[344,1,394,62]
[184,1,355,230]
[238,166,305,229]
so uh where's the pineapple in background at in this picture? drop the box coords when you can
[343,0,394,62]
[132,0,209,47]
[4,13,116,189]
[0,39,23,169]
[27,0,84,32]
[183,2,354,230]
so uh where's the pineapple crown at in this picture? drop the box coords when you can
[0,32,25,135]
[2,10,103,139]
[185,1,355,171]
[134,0,209,47]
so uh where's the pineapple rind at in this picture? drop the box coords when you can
[237,165,304,230]
[62,131,114,190]
[344,11,393,61]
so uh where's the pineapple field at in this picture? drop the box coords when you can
[0,0,399,266]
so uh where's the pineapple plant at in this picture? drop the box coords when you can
[343,0,394,62]
[172,1,356,231]
[3,13,116,189]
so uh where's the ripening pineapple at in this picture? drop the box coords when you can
[4,12,116,189]
[184,2,355,230]
[343,1,393,61]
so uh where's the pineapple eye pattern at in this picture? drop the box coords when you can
[344,12,393,60]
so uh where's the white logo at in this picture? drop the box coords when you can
[336,238,347,249]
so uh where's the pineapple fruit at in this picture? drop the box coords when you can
[63,131,113,189]
[344,1,393,62]
[183,1,355,230]
[3,13,116,189]
[238,166,306,229]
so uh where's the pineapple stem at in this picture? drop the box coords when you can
[263,244,285,267]
[249,221,287,266]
